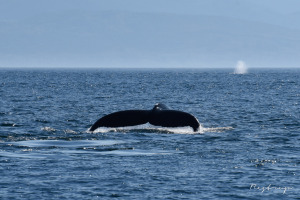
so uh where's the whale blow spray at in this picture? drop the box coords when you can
[234,60,248,74]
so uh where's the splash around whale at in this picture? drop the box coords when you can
[89,103,200,132]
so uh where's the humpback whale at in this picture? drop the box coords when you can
[90,103,200,132]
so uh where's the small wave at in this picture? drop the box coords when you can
[8,139,128,148]
[41,127,78,134]
[41,127,56,132]
[0,151,47,159]
[4,140,180,158]
[63,129,77,134]
[1,122,17,127]
[0,112,6,116]
[202,127,234,132]
[90,149,180,156]
[250,159,280,167]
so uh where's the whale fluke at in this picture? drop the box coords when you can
[90,103,200,132]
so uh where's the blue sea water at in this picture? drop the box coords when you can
[0,68,299,199]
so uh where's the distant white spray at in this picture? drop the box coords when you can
[234,60,248,74]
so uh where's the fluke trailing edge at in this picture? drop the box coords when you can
[89,103,200,132]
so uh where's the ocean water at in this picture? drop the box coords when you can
[0,68,299,199]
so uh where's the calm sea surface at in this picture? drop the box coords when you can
[0,68,299,199]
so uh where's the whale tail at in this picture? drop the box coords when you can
[89,110,149,131]
[149,110,200,132]
[90,104,200,132]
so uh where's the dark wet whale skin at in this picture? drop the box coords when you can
[90,103,200,132]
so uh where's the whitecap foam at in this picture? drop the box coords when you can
[88,123,234,134]
[88,123,206,134]
[202,126,234,132]
[41,127,56,132]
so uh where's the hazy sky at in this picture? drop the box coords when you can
[1,0,300,68]
[1,0,300,17]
